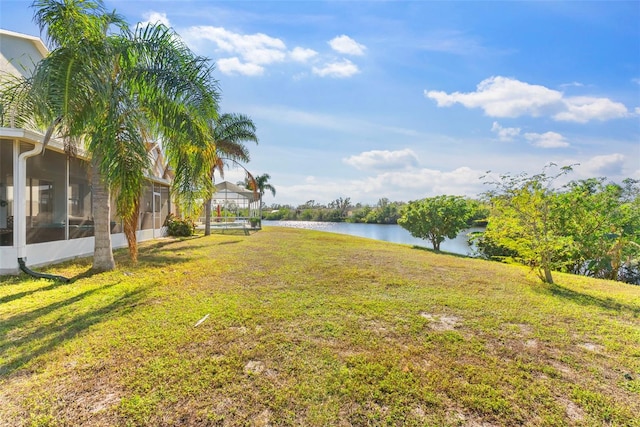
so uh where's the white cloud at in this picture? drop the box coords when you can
[426,76,562,117]
[290,47,318,62]
[559,81,584,89]
[555,96,630,123]
[425,76,630,123]
[524,131,569,148]
[183,26,287,65]
[245,48,286,65]
[159,20,366,78]
[180,26,366,78]
[343,149,419,170]
[355,166,485,199]
[490,123,569,148]
[272,153,637,206]
[217,57,264,76]
[276,166,485,206]
[139,11,171,27]
[328,35,366,56]
[580,153,626,176]
[312,59,360,78]
[491,121,520,142]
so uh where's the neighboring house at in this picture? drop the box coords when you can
[0,29,173,275]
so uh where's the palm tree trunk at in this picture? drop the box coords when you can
[91,162,116,271]
[123,199,140,263]
[204,197,212,236]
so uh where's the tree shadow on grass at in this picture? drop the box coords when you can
[135,253,201,270]
[0,281,148,376]
[0,280,73,305]
[1,235,223,288]
[64,242,210,280]
[137,236,204,253]
[217,240,242,245]
[537,283,640,316]
[67,268,109,283]
[135,242,215,264]
[410,245,472,259]
[133,237,246,268]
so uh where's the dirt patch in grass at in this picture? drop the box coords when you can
[561,397,586,422]
[420,312,462,331]
[244,360,266,375]
[578,342,604,352]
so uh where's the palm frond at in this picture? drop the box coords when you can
[31,0,125,48]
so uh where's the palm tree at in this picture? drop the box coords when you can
[240,173,276,198]
[202,113,258,236]
[3,0,219,269]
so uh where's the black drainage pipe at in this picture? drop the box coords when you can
[18,258,70,283]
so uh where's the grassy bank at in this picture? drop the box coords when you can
[1,227,639,426]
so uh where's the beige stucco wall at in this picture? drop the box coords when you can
[0,29,47,79]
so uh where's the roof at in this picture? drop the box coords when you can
[214,181,259,202]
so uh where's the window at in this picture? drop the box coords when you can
[25,146,67,244]
[140,183,154,230]
[159,184,170,226]
[68,157,93,239]
[0,139,13,246]
[110,194,123,234]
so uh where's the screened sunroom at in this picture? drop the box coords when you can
[0,132,174,275]
[204,181,262,231]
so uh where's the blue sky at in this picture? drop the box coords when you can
[2,1,639,206]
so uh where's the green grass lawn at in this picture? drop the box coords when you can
[1,227,639,426]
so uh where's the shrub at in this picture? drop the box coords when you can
[165,214,195,237]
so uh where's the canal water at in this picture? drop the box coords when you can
[263,220,483,256]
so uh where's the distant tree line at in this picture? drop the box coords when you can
[263,197,407,224]
[264,196,487,226]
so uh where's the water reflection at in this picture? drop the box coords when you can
[263,220,483,256]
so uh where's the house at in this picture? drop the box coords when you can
[0,29,173,275]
